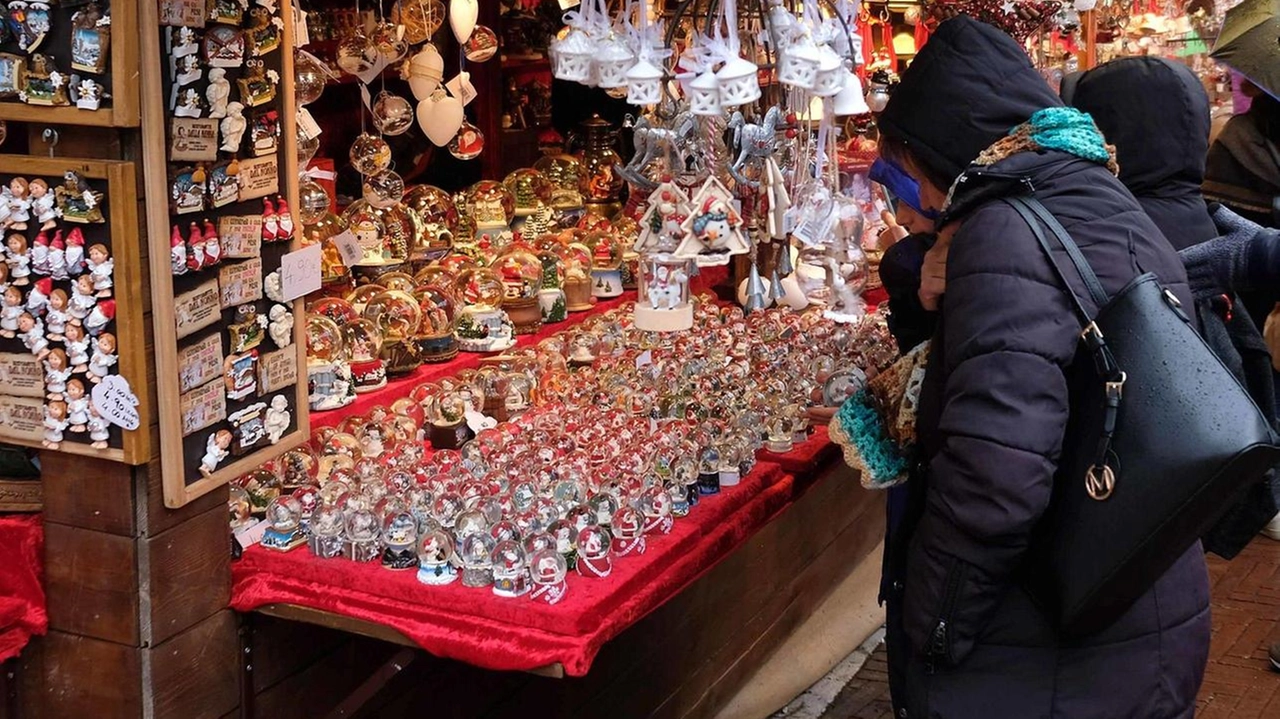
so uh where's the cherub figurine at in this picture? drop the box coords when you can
[268,304,293,347]
[18,312,50,360]
[87,331,116,381]
[44,348,70,400]
[70,274,97,322]
[6,233,30,285]
[265,394,290,444]
[0,287,23,337]
[6,179,30,230]
[43,401,68,450]
[87,404,109,448]
[65,323,89,372]
[199,429,233,476]
[206,68,231,118]
[65,378,89,433]
[45,288,69,340]
[28,179,58,230]
[220,102,247,152]
[87,243,112,295]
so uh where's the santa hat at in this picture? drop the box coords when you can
[86,299,115,330]
[66,228,85,247]
[32,278,52,297]
[51,233,65,252]
[34,231,50,248]
[171,225,184,248]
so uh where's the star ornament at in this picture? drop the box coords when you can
[1000,0,1017,14]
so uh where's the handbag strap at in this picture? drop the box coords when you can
[1004,196,1125,499]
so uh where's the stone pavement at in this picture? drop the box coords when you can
[791,537,1280,719]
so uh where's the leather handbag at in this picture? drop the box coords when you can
[1006,196,1280,635]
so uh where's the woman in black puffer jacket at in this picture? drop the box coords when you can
[875,18,1210,718]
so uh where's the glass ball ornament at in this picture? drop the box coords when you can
[294,49,329,106]
[448,121,485,161]
[336,34,380,77]
[392,0,446,45]
[349,133,392,176]
[463,25,498,63]
[297,178,332,225]
[372,91,414,136]
[297,133,320,166]
[404,184,458,234]
[372,22,409,64]
[362,170,406,209]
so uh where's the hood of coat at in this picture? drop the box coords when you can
[878,16,1063,186]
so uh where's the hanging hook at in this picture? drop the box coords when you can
[41,128,59,158]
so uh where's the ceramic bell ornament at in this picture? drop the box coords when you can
[778,34,822,90]
[811,42,846,97]
[404,45,445,101]
[832,69,870,117]
[626,59,663,106]
[687,68,721,117]
[593,33,635,90]
[712,2,760,108]
[553,29,598,85]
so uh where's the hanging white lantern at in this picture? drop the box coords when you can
[688,69,722,116]
[811,45,845,97]
[626,58,664,106]
[405,45,445,101]
[832,70,870,116]
[554,29,597,85]
[716,56,761,107]
[777,37,822,90]
[594,35,636,89]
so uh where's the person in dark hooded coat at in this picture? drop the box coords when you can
[1064,56,1280,562]
[875,18,1210,718]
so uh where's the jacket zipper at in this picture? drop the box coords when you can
[926,559,966,673]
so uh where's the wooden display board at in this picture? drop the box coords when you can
[0,155,150,463]
[139,0,309,508]
[0,0,140,127]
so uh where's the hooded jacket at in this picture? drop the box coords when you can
[877,18,1210,719]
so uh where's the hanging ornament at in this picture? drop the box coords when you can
[417,88,465,147]
[449,0,479,45]
[594,33,635,89]
[336,34,380,77]
[350,133,393,176]
[404,45,445,101]
[464,26,498,62]
[392,0,446,45]
[712,0,760,107]
[832,70,870,116]
[297,179,332,225]
[297,133,320,165]
[372,91,415,136]
[448,121,485,160]
[372,23,409,64]
[294,49,330,106]
[363,171,406,209]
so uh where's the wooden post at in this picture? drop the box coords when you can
[1082,10,1098,71]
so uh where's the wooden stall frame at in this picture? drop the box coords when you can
[0,154,151,463]
[138,0,311,508]
[0,0,141,128]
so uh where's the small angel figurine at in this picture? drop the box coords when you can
[206,68,231,119]
[88,331,116,382]
[28,179,58,230]
[87,243,112,296]
[6,233,30,285]
[70,275,97,323]
[66,379,89,432]
[87,404,110,449]
[45,288,69,340]
[268,304,293,348]
[44,348,70,400]
[6,178,30,231]
[65,228,86,275]
[18,313,50,360]
[0,287,23,337]
[220,102,247,152]
[43,401,68,450]
[265,394,290,444]
[199,429,233,476]
[65,323,89,372]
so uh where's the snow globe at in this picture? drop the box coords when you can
[341,199,415,277]
[589,233,624,299]
[309,504,346,558]
[697,444,721,495]
[305,315,356,411]
[575,524,612,578]
[459,532,497,587]
[533,151,585,226]
[308,296,360,325]
[344,508,382,562]
[609,505,645,557]
[415,284,459,363]
[460,180,516,246]
[342,318,387,392]
[363,289,423,376]
[346,283,387,316]
[562,242,595,312]
[228,486,254,531]
[490,539,530,598]
[765,409,793,454]
[403,184,457,264]
[453,267,515,353]
[639,484,674,535]
[535,244,568,324]
[417,529,458,585]
[426,389,471,450]
[303,210,353,291]
[493,247,544,334]
[261,496,305,551]
[635,254,693,331]
[502,168,552,230]
[381,511,420,570]
[529,548,568,604]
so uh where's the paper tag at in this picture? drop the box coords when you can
[332,230,363,267]
[445,72,477,107]
[635,350,652,369]
[235,518,269,549]
[354,55,389,86]
[557,0,580,9]
[91,375,141,431]
[359,84,373,112]
[293,7,310,47]
[297,107,322,140]
[464,409,497,433]
[279,243,322,301]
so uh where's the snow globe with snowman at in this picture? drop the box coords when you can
[453,267,515,353]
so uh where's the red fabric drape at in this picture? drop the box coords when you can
[914,22,931,53]
[881,21,898,72]
[0,514,46,662]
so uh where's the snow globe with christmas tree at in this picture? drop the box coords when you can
[453,267,515,353]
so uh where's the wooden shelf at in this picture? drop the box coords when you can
[0,102,128,128]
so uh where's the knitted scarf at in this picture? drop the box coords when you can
[974,107,1119,174]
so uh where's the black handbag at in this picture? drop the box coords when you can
[1006,196,1280,635]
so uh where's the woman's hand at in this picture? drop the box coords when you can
[878,210,910,251]
[919,235,950,311]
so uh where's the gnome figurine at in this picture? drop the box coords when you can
[48,232,67,280]
[203,219,222,266]
[171,226,188,275]
[187,222,206,272]
[84,298,115,336]
[65,228,86,275]
[276,196,295,240]
[30,231,50,275]
[26,277,51,318]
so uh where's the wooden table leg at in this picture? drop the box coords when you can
[321,647,418,719]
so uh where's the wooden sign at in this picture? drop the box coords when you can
[0,396,46,444]
[177,333,224,393]
[237,155,278,201]
[170,118,220,162]
[0,353,47,398]
[218,215,262,259]
[159,0,206,27]
[257,348,297,394]
[179,379,226,436]
[174,279,222,340]
[219,257,264,309]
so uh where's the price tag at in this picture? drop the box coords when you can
[354,56,389,86]
[558,0,581,9]
[234,519,269,550]
[464,410,497,433]
[278,243,322,301]
[90,375,141,431]
[359,84,373,112]
[445,72,477,107]
[331,230,363,267]
[293,7,310,47]
[297,107,322,140]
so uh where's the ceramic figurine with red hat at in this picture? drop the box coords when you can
[30,231,50,275]
[87,243,112,296]
[202,219,222,266]
[45,287,69,340]
[171,226,188,275]
[47,232,66,280]
[18,312,49,360]
[88,332,116,382]
[84,298,114,336]
[6,233,30,286]
[25,277,50,317]
[187,221,206,272]
[70,275,97,323]
[65,227,86,275]
[262,197,279,242]
[276,195,294,240]
[0,287,22,337]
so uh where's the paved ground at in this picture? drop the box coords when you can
[786,537,1280,719]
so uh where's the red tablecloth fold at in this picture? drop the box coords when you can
[759,425,836,475]
[232,460,799,676]
[0,514,46,662]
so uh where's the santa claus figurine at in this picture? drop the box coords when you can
[203,218,222,266]
[276,196,294,241]
[30,231,50,275]
[65,227,86,275]
[26,277,51,317]
[48,232,67,281]
[262,197,279,243]
[187,222,206,272]
[84,298,115,336]
[171,226,188,275]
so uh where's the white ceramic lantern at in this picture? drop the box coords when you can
[716,56,761,107]
[688,69,722,116]
[594,35,636,89]
[833,70,870,116]
[405,45,445,101]
[777,38,821,89]
[626,58,664,106]
[554,29,597,85]
[812,45,846,97]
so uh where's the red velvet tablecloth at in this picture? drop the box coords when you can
[0,514,46,662]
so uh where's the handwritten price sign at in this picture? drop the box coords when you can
[91,375,141,431]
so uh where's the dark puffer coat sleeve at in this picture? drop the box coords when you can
[903,201,1085,665]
